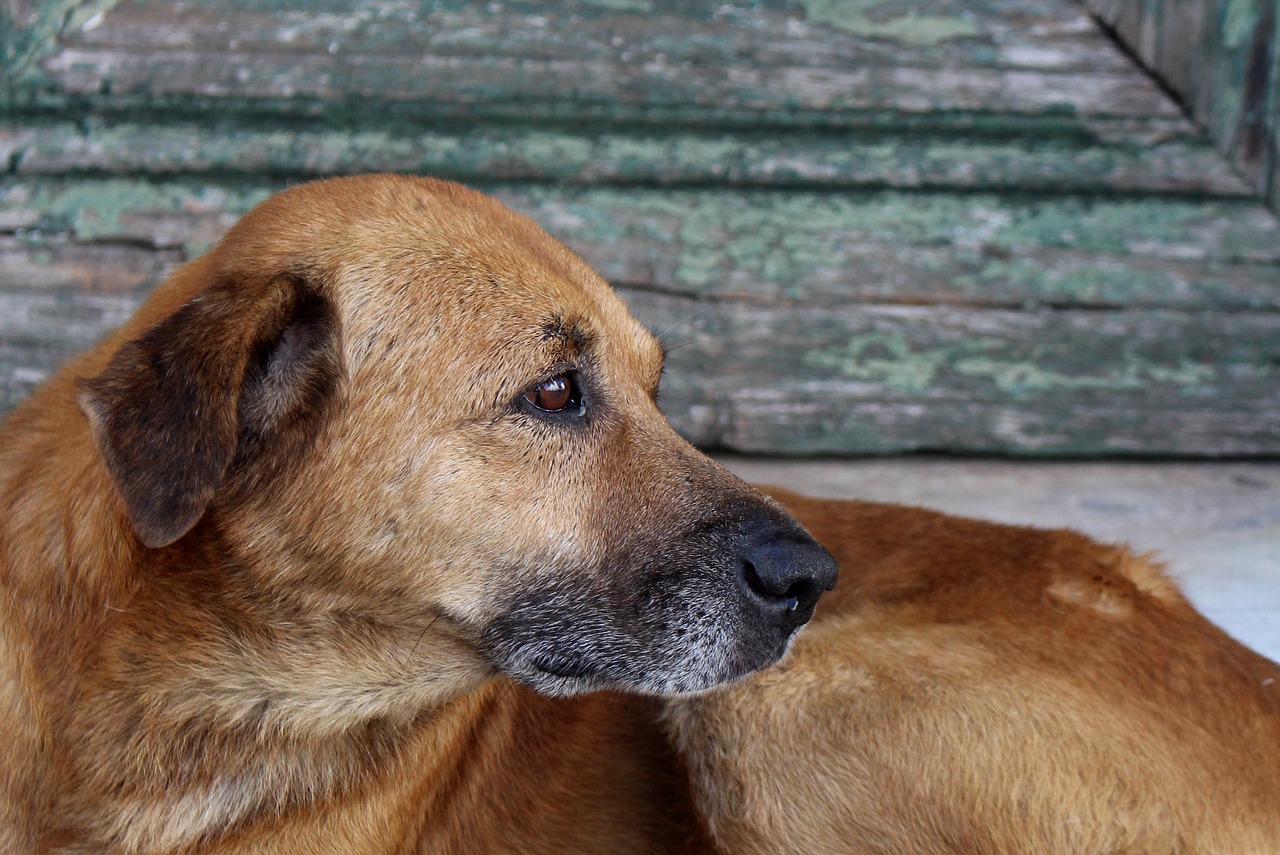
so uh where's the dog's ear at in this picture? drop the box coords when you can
[78,277,341,548]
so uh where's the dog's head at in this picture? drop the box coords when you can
[77,175,836,697]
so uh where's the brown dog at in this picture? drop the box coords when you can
[0,174,836,852]
[2,175,1277,853]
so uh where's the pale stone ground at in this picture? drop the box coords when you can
[718,457,1280,664]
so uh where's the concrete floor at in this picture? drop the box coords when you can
[717,457,1280,664]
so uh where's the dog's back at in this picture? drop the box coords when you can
[670,488,1280,854]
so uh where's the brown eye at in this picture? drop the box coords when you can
[524,374,575,412]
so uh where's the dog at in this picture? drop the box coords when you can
[1,174,1277,853]
[0,174,836,853]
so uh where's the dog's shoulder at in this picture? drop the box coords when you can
[763,486,1185,622]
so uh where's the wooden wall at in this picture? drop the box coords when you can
[2,0,1278,455]
[1086,0,1280,211]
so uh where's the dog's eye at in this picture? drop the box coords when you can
[524,374,579,413]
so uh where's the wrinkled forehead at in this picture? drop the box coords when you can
[322,193,664,403]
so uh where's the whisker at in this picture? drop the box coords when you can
[652,311,704,342]
[660,338,698,354]
[400,615,438,672]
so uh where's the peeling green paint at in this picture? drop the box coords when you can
[1222,0,1260,49]
[800,330,1220,399]
[579,0,654,12]
[2,0,121,93]
[63,0,124,35]
[799,0,979,44]
[10,177,1280,311]
[490,183,1280,311]
[14,179,269,248]
[952,258,1249,308]
[953,355,1217,397]
[14,120,1243,196]
[3,0,1280,458]
[1086,0,1279,215]
[2,0,77,86]
[802,332,995,393]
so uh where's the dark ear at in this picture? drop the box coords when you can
[78,277,341,548]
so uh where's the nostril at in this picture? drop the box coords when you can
[780,579,819,612]
[742,550,798,604]
[741,556,769,599]
[742,555,804,610]
[739,537,838,623]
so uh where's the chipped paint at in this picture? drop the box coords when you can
[579,0,654,12]
[800,326,1224,399]
[1223,0,1261,49]
[953,355,1217,397]
[11,121,1244,196]
[4,0,1279,455]
[799,0,979,44]
[1085,0,1278,215]
[2,0,122,87]
[18,180,270,251]
[63,0,124,35]
[801,331,979,393]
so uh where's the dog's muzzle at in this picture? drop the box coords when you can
[480,506,838,698]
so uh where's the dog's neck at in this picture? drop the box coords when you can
[0,406,504,852]
[44,527,497,851]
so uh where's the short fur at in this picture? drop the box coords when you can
[669,490,1280,854]
[2,175,1277,854]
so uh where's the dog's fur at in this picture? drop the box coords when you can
[2,175,1278,853]
[670,490,1280,854]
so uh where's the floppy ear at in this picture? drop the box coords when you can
[78,276,341,548]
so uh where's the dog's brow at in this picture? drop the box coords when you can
[539,316,592,352]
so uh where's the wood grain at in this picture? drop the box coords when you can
[2,0,1277,455]
[624,290,1280,455]
[5,118,1252,197]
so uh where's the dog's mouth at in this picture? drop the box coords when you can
[485,618,794,698]
[495,645,622,696]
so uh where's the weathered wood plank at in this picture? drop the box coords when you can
[54,0,1138,75]
[5,117,1253,197]
[5,179,1279,311]
[14,0,1184,126]
[0,0,84,86]
[33,47,1180,123]
[496,187,1280,310]
[0,234,181,294]
[0,178,272,251]
[3,0,1276,461]
[0,234,177,407]
[0,290,142,408]
[623,290,1280,455]
[2,177,1278,454]
[4,279,1275,456]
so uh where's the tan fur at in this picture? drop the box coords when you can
[669,491,1280,854]
[0,176,743,853]
[2,175,1277,854]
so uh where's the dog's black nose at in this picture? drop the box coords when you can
[739,535,838,628]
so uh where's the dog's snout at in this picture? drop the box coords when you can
[739,535,838,627]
